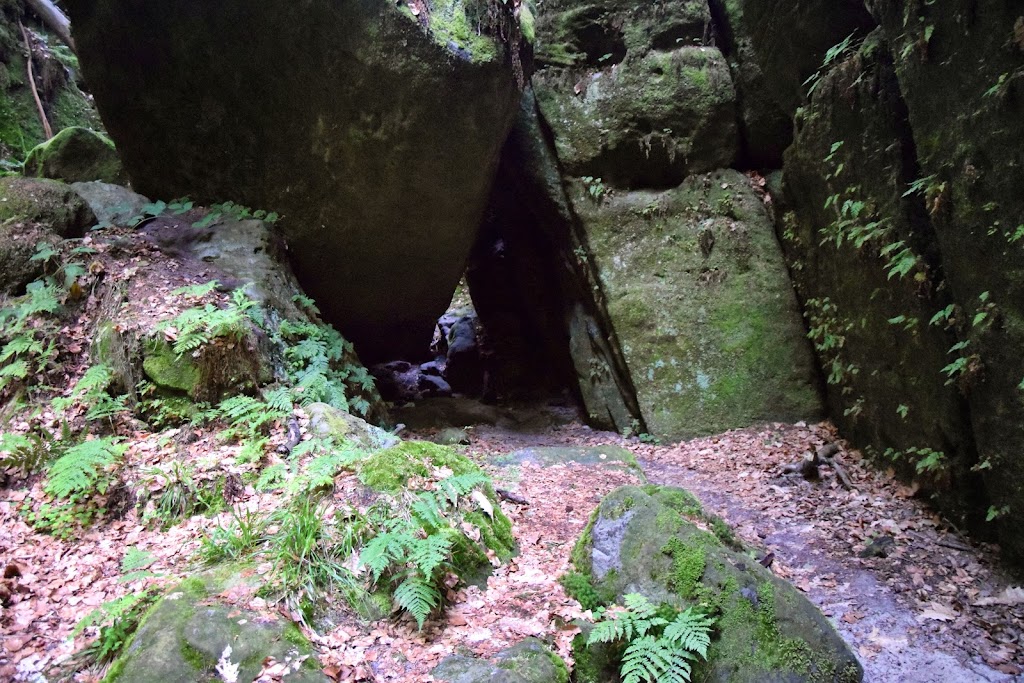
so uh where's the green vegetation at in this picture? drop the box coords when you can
[586,593,714,683]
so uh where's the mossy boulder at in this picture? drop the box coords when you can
[23,126,124,183]
[712,0,875,166]
[356,440,516,564]
[433,638,570,683]
[863,0,1024,567]
[106,573,327,683]
[569,486,862,683]
[0,176,95,236]
[306,402,398,451]
[534,46,737,188]
[535,0,711,68]
[0,220,58,295]
[64,0,528,361]
[575,168,821,440]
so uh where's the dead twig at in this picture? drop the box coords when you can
[19,21,53,141]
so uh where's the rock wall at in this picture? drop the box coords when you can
[63,0,528,362]
[780,1,1024,561]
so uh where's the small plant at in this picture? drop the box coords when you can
[581,176,608,202]
[160,286,258,356]
[23,436,126,538]
[587,593,714,683]
[359,471,494,629]
[192,200,280,229]
[200,506,266,563]
[73,588,158,663]
[987,505,1010,522]
[804,33,859,95]
[53,363,130,424]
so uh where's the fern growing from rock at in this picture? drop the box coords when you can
[588,594,714,683]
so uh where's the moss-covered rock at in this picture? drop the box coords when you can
[356,440,516,564]
[141,338,202,395]
[23,126,124,183]
[0,5,104,168]
[63,0,529,361]
[0,176,95,236]
[306,402,398,451]
[862,0,1024,568]
[711,0,875,166]
[535,45,737,188]
[576,168,821,440]
[570,485,862,683]
[434,638,570,683]
[106,572,327,683]
[0,220,57,295]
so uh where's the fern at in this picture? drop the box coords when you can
[161,287,256,356]
[588,594,714,683]
[393,575,441,630]
[359,529,413,582]
[410,491,447,530]
[171,280,220,298]
[255,463,288,491]
[437,472,490,505]
[662,608,714,659]
[410,532,454,578]
[621,636,694,683]
[45,437,125,499]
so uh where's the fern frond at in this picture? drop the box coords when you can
[621,636,689,683]
[437,472,489,505]
[410,533,453,579]
[663,608,715,659]
[74,364,114,397]
[410,491,447,530]
[45,437,125,499]
[0,335,43,361]
[262,386,294,413]
[394,575,440,630]
[171,280,220,298]
[256,463,288,491]
[623,593,659,619]
[359,530,413,581]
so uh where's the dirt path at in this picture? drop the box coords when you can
[461,416,1024,682]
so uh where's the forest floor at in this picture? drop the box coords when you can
[2,399,1023,682]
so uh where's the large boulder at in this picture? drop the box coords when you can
[107,573,327,683]
[63,0,529,361]
[0,177,96,294]
[569,485,863,682]
[23,126,124,183]
[576,168,821,440]
[711,0,876,166]
[433,638,570,683]
[864,0,1024,566]
[534,0,737,188]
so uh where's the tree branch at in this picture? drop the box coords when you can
[23,0,75,53]
[19,21,53,141]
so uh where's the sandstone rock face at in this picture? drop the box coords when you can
[534,0,737,188]
[576,169,821,440]
[780,1,1024,563]
[711,0,875,167]
[64,0,526,361]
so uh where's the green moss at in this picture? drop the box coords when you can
[422,0,498,62]
[570,508,600,572]
[142,338,201,394]
[356,440,479,492]
[648,486,703,517]
[465,507,515,560]
[662,537,706,599]
[708,514,741,550]
[180,641,213,670]
[655,508,684,533]
[560,571,602,611]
